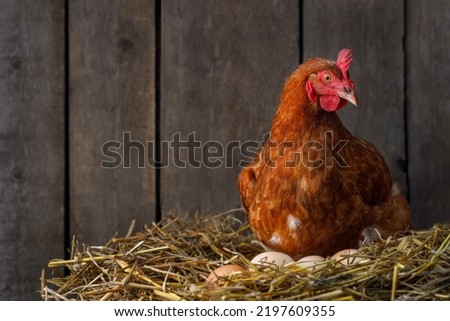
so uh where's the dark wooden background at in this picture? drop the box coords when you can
[0,0,449,300]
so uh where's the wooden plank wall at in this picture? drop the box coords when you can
[160,0,299,217]
[406,0,450,228]
[69,0,156,245]
[0,0,449,300]
[0,0,65,300]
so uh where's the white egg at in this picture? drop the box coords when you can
[250,251,294,269]
[295,255,325,270]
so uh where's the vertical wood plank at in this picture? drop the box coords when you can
[0,0,64,299]
[406,0,450,228]
[70,0,156,244]
[161,0,300,217]
[303,0,407,194]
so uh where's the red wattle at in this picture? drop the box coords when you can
[319,95,341,112]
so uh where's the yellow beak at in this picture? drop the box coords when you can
[338,89,358,107]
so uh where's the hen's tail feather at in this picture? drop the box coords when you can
[362,187,411,242]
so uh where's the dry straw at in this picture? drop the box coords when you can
[42,210,449,301]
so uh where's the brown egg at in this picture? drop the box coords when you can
[295,255,325,270]
[250,251,294,269]
[206,264,247,285]
[331,249,363,265]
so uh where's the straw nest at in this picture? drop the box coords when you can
[42,210,450,301]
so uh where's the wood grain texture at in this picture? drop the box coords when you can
[160,0,300,217]
[303,0,408,194]
[0,0,64,299]
[406,0,450,228]
[70,0,156,244]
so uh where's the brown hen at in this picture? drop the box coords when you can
[237,49,411,259]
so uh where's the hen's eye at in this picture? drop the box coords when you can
[323,73,332,82]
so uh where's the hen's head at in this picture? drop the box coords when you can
[305,49,358,112]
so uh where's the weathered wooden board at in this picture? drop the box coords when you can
[303,0,408,195]
[406,0,450,228]
[160,0,300,217]
[69,0,156,244]
[0,0,65,299]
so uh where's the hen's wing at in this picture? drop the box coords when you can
[349,137,392,205]
[348,137,411,237]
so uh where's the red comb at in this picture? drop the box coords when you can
[336,49,353,76]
